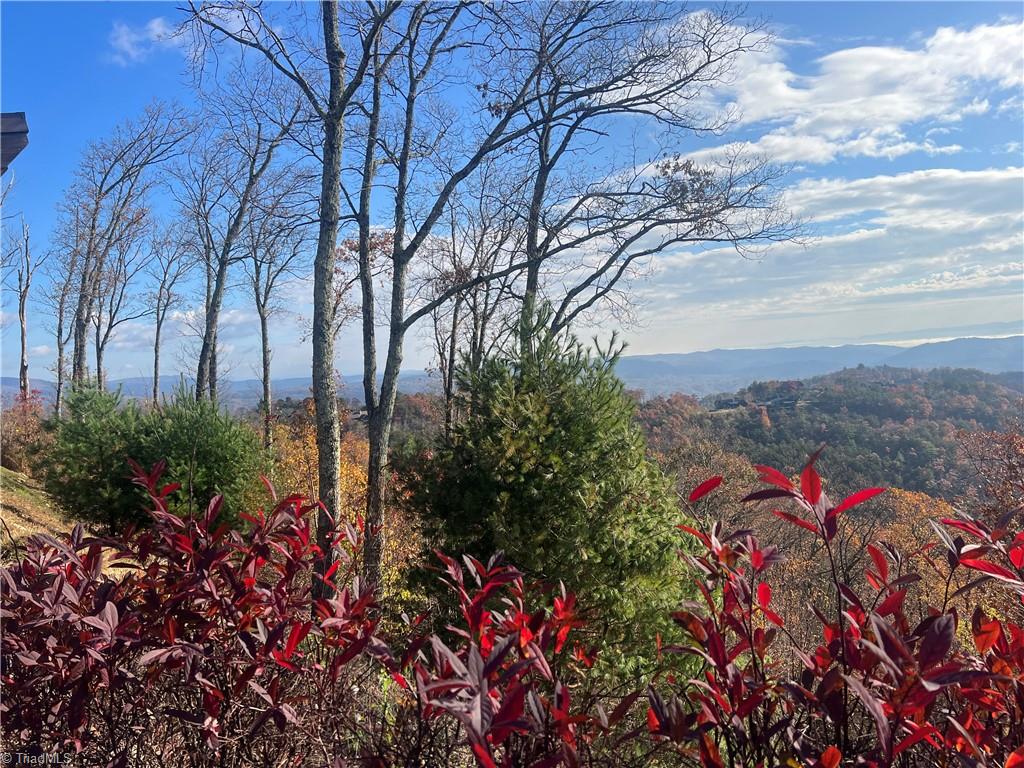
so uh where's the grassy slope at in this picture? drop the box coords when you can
[0,466,81,558]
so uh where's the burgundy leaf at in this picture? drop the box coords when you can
[688,475,723,502]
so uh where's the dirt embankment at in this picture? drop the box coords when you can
[0,467,85,560]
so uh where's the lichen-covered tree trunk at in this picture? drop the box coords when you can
[310,0,345,603]
[259,308,273,450]
[195,257,229,400]
[18,282,28,399]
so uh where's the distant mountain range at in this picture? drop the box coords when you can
[4,335,1022,407]
[614,335,1024,396]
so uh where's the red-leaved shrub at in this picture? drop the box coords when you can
[2,455,1022,766]
[652,452,1024,767]
[0,389,50,474]
[0,461,619,766]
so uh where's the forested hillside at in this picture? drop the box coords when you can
[635,366,1023,498]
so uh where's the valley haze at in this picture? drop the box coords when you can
[5,335,1021,410]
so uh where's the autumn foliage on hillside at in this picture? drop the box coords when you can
[2,456,1023,766]
[272,399,420,594]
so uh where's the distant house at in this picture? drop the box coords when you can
[1,112,29,174]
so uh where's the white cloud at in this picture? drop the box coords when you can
[620,166,1024,352]
[29,345,51,357]
[997,94,1023,116]
[691,131,962,165]
[785,166,1024,228]
[700,20,1024,164]
[109,17,180,66]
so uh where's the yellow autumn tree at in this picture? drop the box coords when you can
[879,488,1013,623]
[272,399,419,596]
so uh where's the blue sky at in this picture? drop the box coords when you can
[1,2,1022,383]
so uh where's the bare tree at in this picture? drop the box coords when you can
[148,226,194,404]
[2,217,44,398]
[243,170,313,448]
[188,2,795,589]
[349,2,784,583]
[90,214,152,390]
[41,239,79,418]
[479,4,790,348]
[186,0,399,600]
[172,83,300,401]
[418,5,796,417]
[541,151,795,337]
[59,103,187,387]
[421,164,527,430]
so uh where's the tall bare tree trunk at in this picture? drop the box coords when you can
[197,249,229,399]
[51,259,76,418]
[210,336,217,400]
[443,296,461,435]
[94,321,105,391]
[310,0,345,603]
[519,117,552,353]
[259,308,273,449]
[54,367,65,417]
[17,226,30,399]
[149,230,191,407]
[72,289,92,385]
[152,318,162,404]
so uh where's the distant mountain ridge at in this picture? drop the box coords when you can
[635,364,1023,499]
[614,335,1023,396]
[4,334,1021,407]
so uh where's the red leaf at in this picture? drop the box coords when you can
[960,558,1018,583]
[972,608,1004,654]
[894,724,941,755]
[876,589,906,617]
[284,621,312,659]
[646,707,660,733]
[260,474,277,502]
[801,461,822,505]
[1006,747,1024,768]
[271,650,298,671]
[941,518,986,539]
[866,544,889,584]
[819,746,841,768]
[1010,542,1024,570]
[773,509,819,534]
[757,582,772,609]
[832,487,886,516]
[688,475,723,502]
[753,464,793,490]
[751,548,765,571]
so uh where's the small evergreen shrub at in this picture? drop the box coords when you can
[409,328,688,674]
[141,393,268,523]
[41,387,147,530]
[42,388,267,530]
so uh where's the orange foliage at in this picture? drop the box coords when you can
[956,423,1024,526]
[878,488,1013,621]
[272,399,419,595]
[272,400,367,517]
